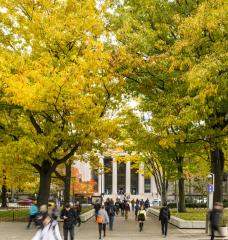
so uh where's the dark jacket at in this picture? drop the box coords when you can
[159,207,170,223]
[210,208,221,226]
[106,204,116,217]
[124,203,130,211]
[60,208,77,228]
[94,203,101,214]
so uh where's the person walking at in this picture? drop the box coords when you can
[74,201,82,227]
[131,199,135,211]
[94,200,101,220]
[97,205,109,239]
[137,205,147,232]
[27,201,38,229]
[135,203,140,221]
[120,201,125,216]
[32,214,62,240]
[35,204,49,228]
[210,202,223,240]
[51,203,59,221]
[124,201,130,220]
[159,202,170,238]
[60,203,77,240]
[115,200,120,216]
[145,198,150,210]
[106,199,116,230]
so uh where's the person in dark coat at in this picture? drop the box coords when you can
[159,202,170,238]
[94,200,101,220]
[106,199,116,230]
[60,203,77,240]
[124,201,130,220]
[210,202,223,240]
[144,198,150,209]
[115,200,120,215]
[135,203,140,221]
[74,201,82,227]
[120,201,125,216]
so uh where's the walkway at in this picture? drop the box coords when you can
[0,211,222,240]
[77,212,207,240]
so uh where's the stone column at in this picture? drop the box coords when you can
[126,161,131,195]
[112,159,118,195]
[98,157,104,194]
[151,175,156,195]
[138,162,144,195]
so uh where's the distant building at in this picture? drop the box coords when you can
[74,155,159,200]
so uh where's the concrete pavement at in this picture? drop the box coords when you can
[0,211,224,240]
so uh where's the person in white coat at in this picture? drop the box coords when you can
[32,215,62,240]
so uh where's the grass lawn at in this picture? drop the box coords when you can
[0,208,28,222]
[171,208,206,220]
[171,208,228,221]
[81,206,93,214]
[0,205,93,222]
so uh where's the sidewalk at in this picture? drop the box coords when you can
[0,212,223,240]
[77,212,207,240]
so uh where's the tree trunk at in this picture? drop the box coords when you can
[161,175,168,206]
[37,160,52,206]
[178,177,186,212]
[211,147,224,203]
[1,170,7,208]
[64,161,72,205]
[177,156,186,212]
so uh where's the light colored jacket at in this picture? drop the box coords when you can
[32,221,62,240]
[97,209,109,224]
[137,209,147,220]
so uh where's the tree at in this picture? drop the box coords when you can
[171,0,228,202]
[106,0,227,208]
[0,0,120,205]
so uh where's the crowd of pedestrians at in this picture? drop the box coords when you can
[93,197,171,239]
[26,197,175,239]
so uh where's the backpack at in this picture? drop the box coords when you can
[161,207,169,220]
[138,211,145,221]
[108,206,115,216]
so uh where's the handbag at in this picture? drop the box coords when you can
[96,215,103,224]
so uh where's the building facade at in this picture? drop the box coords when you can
[75,156,159,200]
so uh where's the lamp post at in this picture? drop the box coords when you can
[206,173,215,234]
[208,173,215,210]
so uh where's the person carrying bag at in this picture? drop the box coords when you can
[97,205,109,239]
[137,205,147,232]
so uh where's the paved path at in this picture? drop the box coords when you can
[0,212,224,240]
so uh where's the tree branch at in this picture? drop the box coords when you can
[51,144,79,172]
[28,112,43,134]
[54,170,65,182]
[48,139,63,157]
[31,163,42,173]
